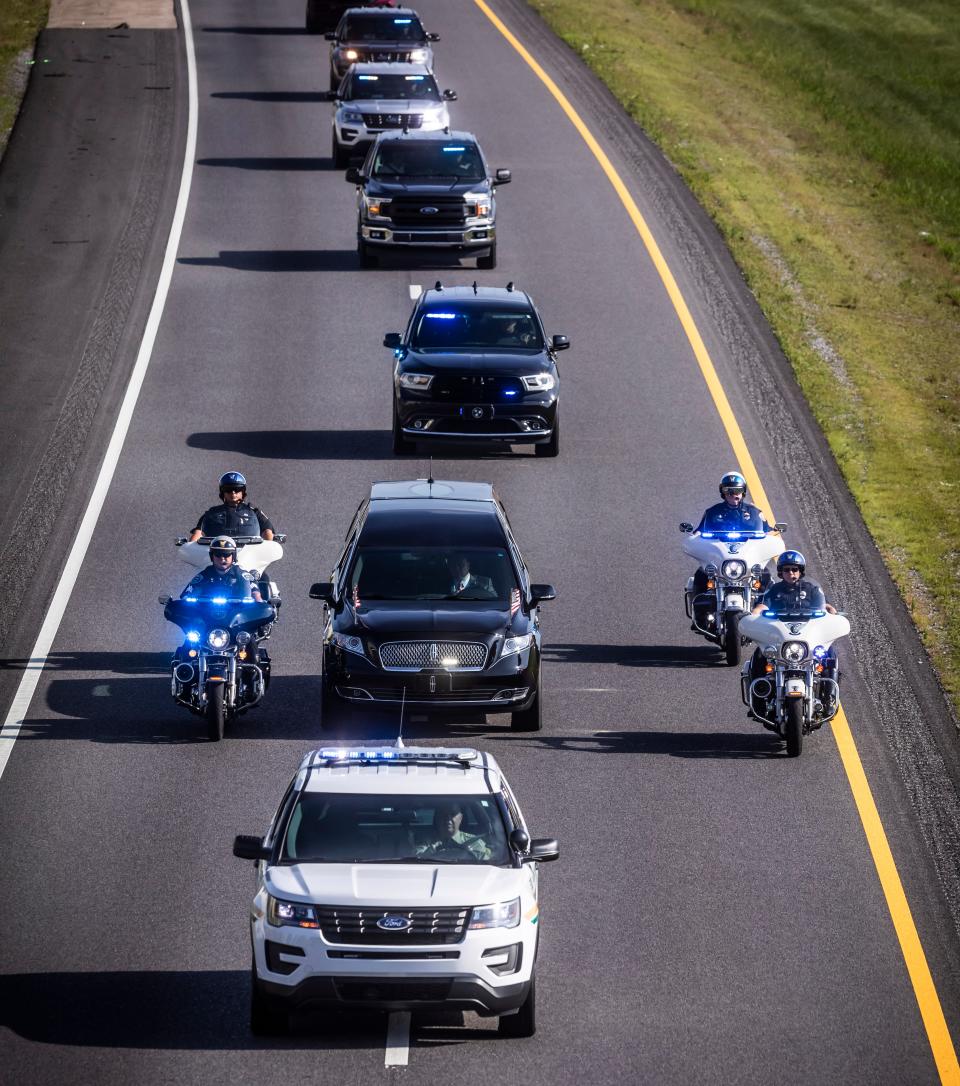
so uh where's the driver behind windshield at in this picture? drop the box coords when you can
[345,72,440,101]
[371,141,484,181]
[415,802,492,861]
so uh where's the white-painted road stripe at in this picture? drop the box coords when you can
[0,0,198,784]
[385,1011,411,1067]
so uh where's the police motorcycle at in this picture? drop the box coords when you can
[175,533,286,612]
[738,603,850,757]
[680,519,786,665]
[159,589,277,741]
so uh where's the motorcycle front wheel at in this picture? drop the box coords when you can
[723,614,742,666]
[206,680,226,742]
[785,697,803,757]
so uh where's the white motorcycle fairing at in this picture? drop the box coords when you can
[682,528,784,572]
[178,537,283,577]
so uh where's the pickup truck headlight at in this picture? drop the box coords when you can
[341,109,363,124]
[398,372,434,390]
[521,373,555,392]
[499,633,533,659]
[464,192,492,217]
[469,898,520,930]
[267,896,320,929]
[363,195,392,218]
[332,632,366,657]
[409,48,428,62]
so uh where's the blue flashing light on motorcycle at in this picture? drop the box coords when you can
[186,630,201,644]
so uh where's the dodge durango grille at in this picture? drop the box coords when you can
[379,640,487,671]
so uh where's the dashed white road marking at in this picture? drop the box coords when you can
[385,1011,411,1067]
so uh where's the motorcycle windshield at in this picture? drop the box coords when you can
[760,600,827,620]
[164,597,274,633]
[698,515,768,540]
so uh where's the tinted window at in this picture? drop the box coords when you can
[282,792,510,865]
[411,305,543,350]
[346,72,440,101]
[371,141,484,181]
[348,545,518,601]
[341,14,426,41]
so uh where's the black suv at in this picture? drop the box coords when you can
[348,131,510,268]
[326,7,439,91]
[384,284,569,456]
[309,479,556,730]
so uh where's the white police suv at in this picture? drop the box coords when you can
[233,745,559,1036]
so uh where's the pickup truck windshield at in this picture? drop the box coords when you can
[371,141,484,181]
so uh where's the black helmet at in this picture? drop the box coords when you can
[218,470,247,498]
[719,471,746,497]
[777,550,806,576]
[209,536,238,560]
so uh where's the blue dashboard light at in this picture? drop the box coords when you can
[404,75,425,81]
[725,533,741,540]
[812,609,825,617]
[358,75,378,80]
[186,631,201,644]
[425,312,457,319]
[442,146,466,152]
[763,610,776,618]
[183,596,198,603]
[503,389,518,397]
[393,17,412,22]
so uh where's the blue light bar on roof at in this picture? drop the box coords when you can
[425,312,457,319]
[316,747,477,762]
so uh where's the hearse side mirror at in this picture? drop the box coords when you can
[530,584,557,605]
[309,582,335,604]
[494,168,512,184]
[233,835,271,861]
[679,522,694,534]
[524,838,560,864]
[442,88,457,101]
[345,166,362,184]
[383,332,403,349]
[551,334,570,351]
[158,594,171,606]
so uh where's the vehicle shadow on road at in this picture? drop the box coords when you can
[187,429,394,460]
[196,157,335,171]
[201,25,313,34]
[179,250,356,272]
[211,91,331,102]
[0,970,386,1049]
[526,730,783,759]
[541,643,721,669]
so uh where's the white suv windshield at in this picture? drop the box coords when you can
[346,73,440,101]
[282,793,510,865]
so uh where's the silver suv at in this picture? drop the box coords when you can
[348,131,511,268]
[330,62,456,168]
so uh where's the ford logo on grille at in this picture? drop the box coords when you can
[420,206,439,215]
[377,915,413,931]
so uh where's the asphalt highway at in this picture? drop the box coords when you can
[1,0,959,1082]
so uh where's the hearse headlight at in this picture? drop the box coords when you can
[500,633,534,659]
[207,628,230,650]
[331,632,366,657]
[782,641,808,663]
[520,373,555,392]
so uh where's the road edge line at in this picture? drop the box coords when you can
[472,1,960,1080]
[0,0,198,783]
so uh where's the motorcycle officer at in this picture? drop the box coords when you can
[181,537,263,602]
[746,550,839,717]
[690,472,774,629]
[188,471,275,542]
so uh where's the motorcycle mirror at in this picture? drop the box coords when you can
[175,536,188,546]
[679,522,694,533]
[158,594,171,605]
[274,533,287,544]
[774,521,788,532]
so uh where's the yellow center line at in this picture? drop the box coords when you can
[472,1,960,1080]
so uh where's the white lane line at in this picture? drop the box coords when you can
[0,0,198,784]
[409,283,422,299]
[385,1011,411,1067]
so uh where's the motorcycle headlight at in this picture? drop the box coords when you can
[398,372,433,390]
[520,373,555,392]
[332,631,366,657]
[468,898,520,930]
[721,559,747,580]
[341,109,363,124]
[236,631,252,646]
[207,628,230,650]
[363,195,392,218]
[409,47,428,62]
[500,633,533,659]
[782,641,808,663]
[267,896,319,929]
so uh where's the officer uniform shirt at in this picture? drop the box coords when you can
[195,501,274,538]
[697,500,771,533]
[183,564,256,598]
[762,577,827,612]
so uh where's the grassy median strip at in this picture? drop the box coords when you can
[529,0,960,719]
[0,0,48,155]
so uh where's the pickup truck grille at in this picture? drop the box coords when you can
[389,195,467,227]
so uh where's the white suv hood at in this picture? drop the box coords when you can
[266,863,520,907]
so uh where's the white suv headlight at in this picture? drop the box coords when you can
[500,633,533,659]
[398,372,434,390]
[468,898,520,930]
[409,47,428,62]
[521,373,555,391]
[267,896,319,929]
[341,109,363,124]
[207,628,230,650]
